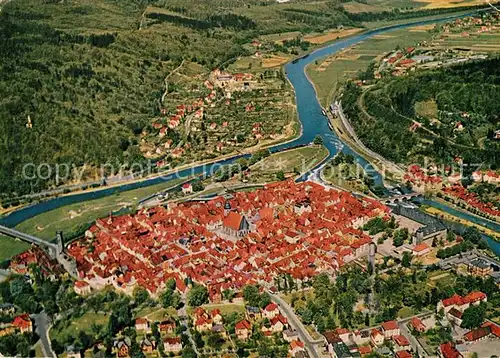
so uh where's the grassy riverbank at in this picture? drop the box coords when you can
[424,206,500,242]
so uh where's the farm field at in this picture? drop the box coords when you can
[344,0,492,13]
[306,27,434,106]
[0,177,189,261]
[304,28,363,44]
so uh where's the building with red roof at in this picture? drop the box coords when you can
[439,342,462,358]
[235,319,252,340]
[12,314,32,333]
[381,320,400,338]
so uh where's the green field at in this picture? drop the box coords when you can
[307,27,434,106]
[322,162,369,193]
[50,312,109,343]
[0,177,189,261]
[187,302,245,316]
[135,306,178,321]
[250,145,329,182]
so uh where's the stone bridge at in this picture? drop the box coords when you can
[0,225,77,277]
[382,192,422,204]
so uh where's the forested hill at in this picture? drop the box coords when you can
[343,58,500,169]
[0,0,354,200]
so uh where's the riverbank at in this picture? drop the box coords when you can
[424,206,500,242]
[1,7,497,259]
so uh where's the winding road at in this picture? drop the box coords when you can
[32,312,56,358]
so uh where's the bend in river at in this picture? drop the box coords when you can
[2,9,498,258]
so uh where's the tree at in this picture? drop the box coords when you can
[133,287,150,306]
[243,285,260,307]
[461,304,486,329]
[187,285,209,307]
[182,346,197,358]
[313,135,323,145]
[207,333,224,350]
[402,252,413,268]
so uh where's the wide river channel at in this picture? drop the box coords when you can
[1,10,498,255]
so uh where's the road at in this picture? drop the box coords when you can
[177,296,201,356]
[270,293,324,358]
[32,312,56,358]
[335,101,406,179]
[398,310,432,357]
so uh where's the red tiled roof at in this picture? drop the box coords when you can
[393,335,410,346]
[381,320,398,331]
[223,212,244,231]
[235,319,251,330]
[396,351,413,358]
[413,243,429,252]
[440,342,462,358]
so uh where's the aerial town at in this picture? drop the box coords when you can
[0,1,499,358]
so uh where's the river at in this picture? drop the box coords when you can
[1,10,498,253]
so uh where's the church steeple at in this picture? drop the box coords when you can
[224,201,231,216]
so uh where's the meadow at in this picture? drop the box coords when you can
[307,26,434,106]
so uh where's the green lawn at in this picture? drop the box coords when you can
[322,162,369,193]
[135,306,178,321]
[50,312,109,343]
[250,145,329,182]
[397,306,414,318]
[187,303,245,316]
[0,177,189,261]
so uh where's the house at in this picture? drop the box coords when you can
[370,329,384,346]
[246,306,262,321]
[330,341,358,358]
[393,335,411,351]
[211,309,223,324]
[222,211,250,237]
[412,243,430,256]
[0,303,15,315]
[439,342,462,358]
[211,324,226,337]
[290,340,305,355]
[395,351,413,358]
[409,317,426,333]
[12,314,32,333]
[140,338,156,354]
[463,325,494,342]
[74,281,91,295]
[468,258,492,277]
[235,319,252,340]
[380,320,399,338]
[195,316,213,331]
[66,346,82,358]
[437,292,487,313]
[113,338,131,358]
[358,345,372,357]
[283,329,299,342]
[263,302,280,319]
[135,318,150,332]
[269,314,288,333]
[163,337,182,353]
[447,308,463,326]
[182,183,193,195]
[159,319,176,333]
